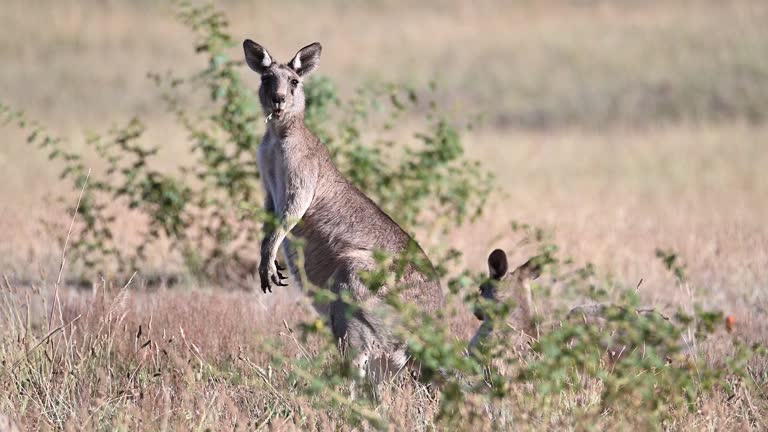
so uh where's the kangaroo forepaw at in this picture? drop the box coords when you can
[274,260,289,281]
[259,261,288,293]
[259,270,272,293]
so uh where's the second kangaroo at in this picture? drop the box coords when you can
[243,40,443,377]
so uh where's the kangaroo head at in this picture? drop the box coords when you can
[474,249,542,323]
[243,40,322,121]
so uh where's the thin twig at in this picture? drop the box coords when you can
[48,169,91,332]
[11,314,82,370]
[83,394,129,427]
[282,320,312,361]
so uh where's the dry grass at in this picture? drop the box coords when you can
[1,0,767,430]
[2,273,765,430]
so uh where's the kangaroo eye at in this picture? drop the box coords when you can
[290,79,299,87]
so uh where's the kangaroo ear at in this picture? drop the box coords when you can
[487,249,509,280]
[515,257,543,281]
[243,39,273,74]
[289,42,322,77]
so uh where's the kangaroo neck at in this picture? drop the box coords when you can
[265,113,307,141]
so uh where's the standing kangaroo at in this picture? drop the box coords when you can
[242,40,443,377]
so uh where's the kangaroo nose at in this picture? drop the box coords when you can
[273,95,285,104]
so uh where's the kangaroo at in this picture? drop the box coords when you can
[242,40,443,378]
[471,249,689,363]
[469,249,542,352]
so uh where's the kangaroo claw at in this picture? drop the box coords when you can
[261,281,272,293]
[271,274,288,287]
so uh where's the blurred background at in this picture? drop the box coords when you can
[1,0,766,313]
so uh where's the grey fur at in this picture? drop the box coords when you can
[471,249,691,363]
[469,250,541,351]
[243,40,443,376]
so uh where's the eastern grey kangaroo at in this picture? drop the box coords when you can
[242,40,443,377]
[471,249,687,363]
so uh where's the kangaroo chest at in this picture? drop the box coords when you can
[258,134,292,212]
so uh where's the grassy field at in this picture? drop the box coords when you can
[1,0,767,430]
